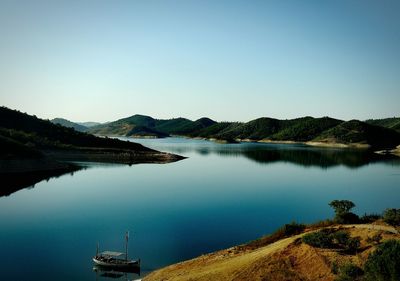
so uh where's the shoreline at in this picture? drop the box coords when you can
[107,134,400,155]
[0,147,185,175]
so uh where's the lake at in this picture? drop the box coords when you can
[0,137,399,280]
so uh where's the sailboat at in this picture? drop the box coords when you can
[93,231,141,269]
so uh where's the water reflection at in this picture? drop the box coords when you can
[93,265,140,280]
[122,137,400,169]
[0,165,82,197]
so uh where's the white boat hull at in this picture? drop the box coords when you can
[93,257,140,268]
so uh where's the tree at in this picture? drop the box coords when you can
[329,200,359,224]
[329,200,355,215]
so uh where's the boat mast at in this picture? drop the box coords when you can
[125,231,129,261]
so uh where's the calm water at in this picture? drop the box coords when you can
[1,138,399,280]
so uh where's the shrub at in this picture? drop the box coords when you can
[244,221,305,250]
[302,229,334,248]
[334,263,363,281]
[344,237,361,253]
[383,208,400,226]
[331,230,350,246]
[303,229,360,252]
[335,212,360,224]
[366,233,382,245]
[360,213,381,223]
[281,222,306,236]
[364,240,400,281]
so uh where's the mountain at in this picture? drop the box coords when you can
[51,118,88,132]
[314,120,400,149]
[87,114,400,149]
[77,121,102,127]
[189,117,343,142]
[366,117,400,132]
[0,107,183,169]
[88,114,217,137]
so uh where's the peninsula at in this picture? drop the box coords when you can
[0,106,184,195]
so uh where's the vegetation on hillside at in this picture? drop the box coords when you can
[314,120,400,149]
[366,117,400,132]
[144,199,400,281]
[51,118,88,132]
[0,107,152,154]
[87,114,400,149]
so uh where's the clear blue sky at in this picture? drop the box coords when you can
[0,0,399,122]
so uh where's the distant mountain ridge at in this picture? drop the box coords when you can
[88,114,217,138]
[51,118,88,132]
[85,114,400,149]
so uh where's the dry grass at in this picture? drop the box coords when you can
[144,224,399,281]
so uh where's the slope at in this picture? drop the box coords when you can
[51,118,88,132]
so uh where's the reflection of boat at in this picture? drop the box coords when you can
[93,264,140,278]
[93,231,141,269]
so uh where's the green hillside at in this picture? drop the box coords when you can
[51,118,88,132]
[314,120,400,149]
[126,125,168,138]
[88,115,217,136]
[0,107,152,153]
[87,113,400,149]
[270,117,342,141]
[366,117,400,132]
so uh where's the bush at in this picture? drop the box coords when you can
[244,221,305,250]
[364,240,400,281]
[334,263,363,281]
[366,233,382,245]
[383,208,400,226]
[303,229,360,252]
[281,222,306,236]
[335,212,360,224]
[345,237,361,253]
[331,230,350,246]
[360,213,382,223]
[302,229,334,248]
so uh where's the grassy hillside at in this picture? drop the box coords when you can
[144,216,400,281]
[77,121,101,127]
[0,108,152,152]
[314,120,400,149]
[87,114,400,150]
[51,118,88,132]
[0,107,183,166]
[366,117,400,132]
[88,115,217,136]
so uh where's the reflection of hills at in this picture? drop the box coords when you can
[1,165,82,197]
[236,148,398,168]
[153,144,400,168]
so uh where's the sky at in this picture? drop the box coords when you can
[0,0,399,123]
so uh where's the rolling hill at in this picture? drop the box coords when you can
[51,117,88,132]
[86,114,400,150]
[0,106,183,168]
[88,114,217,137]
[144,222,400,281]
[313,120,400,149]
[366,117,400,132]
